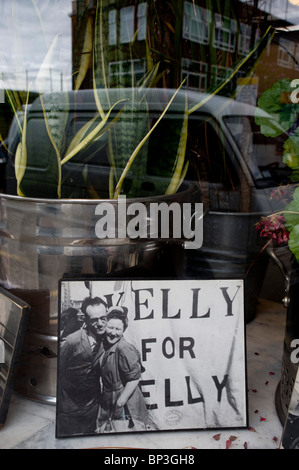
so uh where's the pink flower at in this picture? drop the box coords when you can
[255,214,289,245]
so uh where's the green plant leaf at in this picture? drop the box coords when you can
[284,188,299,263]
[39,93,70,197]
[166,94,188,194]
[35,34,59,92]
[15,92,30,197]
[65,113,101,156]
[3,85,23,135]
[93,0,108,116]
[255,79,298,137]
[188,26,275,115]
[74,16,93,91]
[113,79,186,198]
[15,143,26,197]
[283,130,299,171]
[61,99,126,166]
[288,223,299,264]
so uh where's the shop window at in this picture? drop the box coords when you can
[108,59,146,87]
[277,38,295,69]
[137,3,147,41]
[188,117,241,211]
[109,3,147,46]
[211,64,233,89]
[183,2,211,45]
[295,44,299,71]
[213,13,237,53]
[108,9,117,46]
[181,58,207,91]
[238,23,252,55]
[120,6,135,44]
[224,115,291,189]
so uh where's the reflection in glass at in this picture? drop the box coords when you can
[0,288,29,427]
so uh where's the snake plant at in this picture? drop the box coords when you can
[1,0,275,201]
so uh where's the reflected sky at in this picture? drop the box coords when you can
[0,0,72,92]
[0,0,297,94]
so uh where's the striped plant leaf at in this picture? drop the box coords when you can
[15,143,26,197]
[61,99,126,166]
[15,92,30,196]
[166,94,188,194]
[74,16,93,91]
[113,78,186,198]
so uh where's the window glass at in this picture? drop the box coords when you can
[183,2,210,45]
[137,3,147,41]
[224,115,291,188]
[186,115,241,211]
[108,9,117,45]
[120,5,134,44]
[109,59,146,87]
[238,23,251,55]
[0,0,297,201]
[213,13,237,52]
[278,38,295,68]
[181,59,207,91]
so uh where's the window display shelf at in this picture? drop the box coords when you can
[0,298,286,450]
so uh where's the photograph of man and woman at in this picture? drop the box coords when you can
[56,278,247,438]
[56,281,157,437]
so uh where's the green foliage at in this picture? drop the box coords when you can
[255,79,298,137]
[255,79,299,263]
[285,187,299,263]
[283,129,299,180]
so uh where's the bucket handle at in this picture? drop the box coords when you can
[266,242,291,308]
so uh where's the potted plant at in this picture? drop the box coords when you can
[254,78,299,424]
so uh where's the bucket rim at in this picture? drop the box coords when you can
[0,182,194,205]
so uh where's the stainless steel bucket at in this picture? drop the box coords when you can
[0,187,191,404]
[271,247,299,424]
[185,211,269,323]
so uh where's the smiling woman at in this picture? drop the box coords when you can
[105,306,128,345]
[96,305,157,434]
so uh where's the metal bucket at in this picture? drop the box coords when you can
[0,187,191,404]
[271,247,299,424]
[185,211,269,323]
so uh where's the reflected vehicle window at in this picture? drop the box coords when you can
[223,115,292,189]
[186,116,241,212]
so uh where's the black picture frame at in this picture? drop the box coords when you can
[0,287,30,429]
[56,278,248,438]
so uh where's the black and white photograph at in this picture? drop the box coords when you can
[56,278,247,438]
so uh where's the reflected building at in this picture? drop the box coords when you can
[72,0,298,99]
[70,0,297,102]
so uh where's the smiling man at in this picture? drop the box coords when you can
[56,296,108,437]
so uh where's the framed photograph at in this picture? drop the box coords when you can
[0,287,30,428]
[56,278,247,438]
